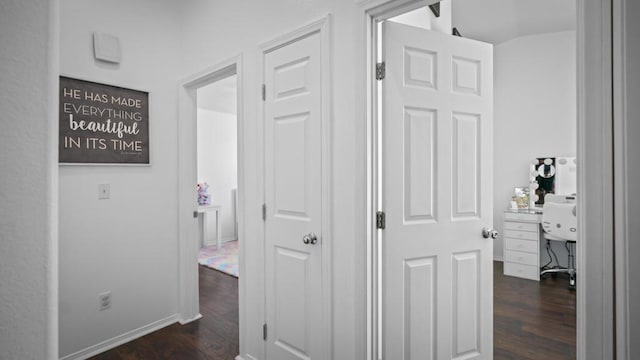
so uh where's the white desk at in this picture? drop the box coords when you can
[503,209,543,281]
[198,204,222,250]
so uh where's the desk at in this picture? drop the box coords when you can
[198,204,222,250]
[503,209,543,281]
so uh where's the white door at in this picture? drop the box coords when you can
[264,31,324,360]
[382,21,494,360]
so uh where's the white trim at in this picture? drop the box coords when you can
[59,314,178,360]
[178,313,203,325]
[258,15,333,359]
[613,0,629,358]
[235,355,258,360]
[176,55,246,356]
[576,0,615,359]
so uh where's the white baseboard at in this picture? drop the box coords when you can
[494,256,504,262]
[236,354,258,360]
[60,314,178,360]
[178,312,202,325]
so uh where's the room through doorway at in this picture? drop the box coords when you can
[196,75,240,279]
[191,69,241,356]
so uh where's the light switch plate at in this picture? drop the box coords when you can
[98,184,110,199]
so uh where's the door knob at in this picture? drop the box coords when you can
[482,227,499,239]
[302,232,318,245]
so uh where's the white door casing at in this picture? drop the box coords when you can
[381,21,494,359]
[264,29,325,360]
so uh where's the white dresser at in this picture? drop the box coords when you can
[503,210,543,281]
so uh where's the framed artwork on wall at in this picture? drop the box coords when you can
[59,76,150,165]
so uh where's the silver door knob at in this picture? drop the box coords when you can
[482,227,499,239]
[302,232,318,245]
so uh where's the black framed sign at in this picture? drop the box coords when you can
[59,76,149,164]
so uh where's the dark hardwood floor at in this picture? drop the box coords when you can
[91,265,239,360]
[494,261,576,359]
[91,261,575,360]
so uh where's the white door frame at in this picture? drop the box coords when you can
[576,0,615,358]
[176,56,246,347]
[258,15,333,358]
[356,0,615,359]
[612,0,632,357]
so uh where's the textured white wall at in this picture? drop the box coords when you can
[0,0,58,358]
[58,0,181,357]
[493,31,577,263]
[197,109,238,242]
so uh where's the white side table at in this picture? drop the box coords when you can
[198,204,222,250]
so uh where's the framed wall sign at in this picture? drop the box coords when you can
[59,76,149,164]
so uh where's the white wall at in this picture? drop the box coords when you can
[0,1,58,358]
[197,109,238,243]
[58,0,181,357]
[493,31,577,263]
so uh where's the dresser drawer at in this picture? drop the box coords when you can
[504,262,539,281]
[503,212,541,222]
[505,238,538,253]
[505,250,538,266]
[504,221,538,233]
[504,229,538,241]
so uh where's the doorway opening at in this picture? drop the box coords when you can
[367,1,578,359]
[196,75,240,279]
[177,57,245,358]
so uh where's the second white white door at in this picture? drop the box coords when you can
[264,30,324,360]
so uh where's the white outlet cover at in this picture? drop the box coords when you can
[98,291,111,311]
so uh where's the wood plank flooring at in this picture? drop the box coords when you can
[91,261,575,359]
[91,266,239,360]
[494,261,576,359]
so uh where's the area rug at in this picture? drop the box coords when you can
[198,240,238,277]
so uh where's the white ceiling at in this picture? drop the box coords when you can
[197,74,237,114]
[452,0,576,44]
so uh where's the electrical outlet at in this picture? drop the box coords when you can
[98,184,110,199]
[98,291,111,311]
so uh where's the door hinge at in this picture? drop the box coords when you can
[376,62,385,80]
[263,323,267,341]
[262,84,266,101]
[262,203,266,221]
[376,211,386,229]
[193,211,198,219]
